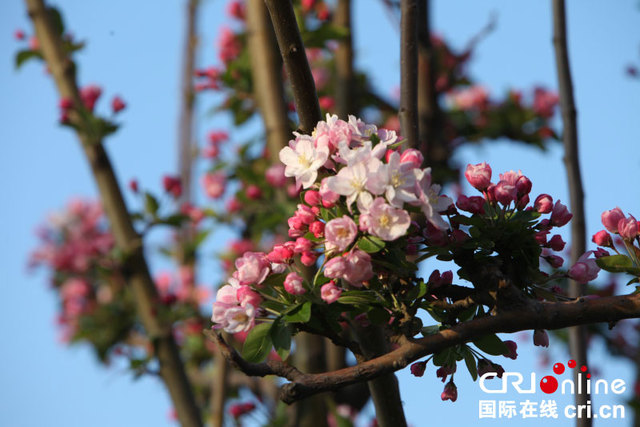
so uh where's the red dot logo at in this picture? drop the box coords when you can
[553,363,565,375]
[540,375,559,394]
[568,359,576,368]
[581,365,588,372]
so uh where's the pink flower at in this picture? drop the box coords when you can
[202,172,226,199]
[284,272,306,295]
[265,164,287,187]
[295,204,316,225]
[162,175,182,198]
[321,281,342,304]
[533,329,549,347]
[534,194,553,213]
[304,190,321,206]
[550,201,572,227]
[300,250,318,266]
[111,95,126,113]
[592,230,613,247]
[410,361,427,377]
[601,207,625,233]
[80,85,102,112]
[227,0,246,20]
[342,249,374,286]
[464,162,492,191]
[237,285,262,308]
[226,197,242,213]
[324,256,348,279]
[504,340,518,360]
[359,198,410,241]
[533,87,559,118]
[325,216,358,252]
[319,177,340,208]
[234,252,270,286]
[318,96,335,110]
[280,137,329,189]
[217,27,242,63]
[441,381,458,402]
[618,216,638,240]
[449,85,488,110]
[568,251,600,284]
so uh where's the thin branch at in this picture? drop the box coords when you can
[400,0,419,148]
[263,0,322,134]
[209,293,640,404]
[24,1,202,425]
[552,1,589,424]
[247,0,291,164]
[334,0,355,118]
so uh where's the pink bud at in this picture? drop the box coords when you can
[548,235,566,251]
[129,178,139,193]
[304,190,321,206]
[516,193,530,210]
[545,254,564,268]
[265,164,287,187]
[294,237,313,253]
[14,29,26,41]
[162,175,182,198]
[592,230,613,247]
[284,272,306,295]
[550,201,572,227]
[319,178,340,207]
[456,195,485,215]
[111,95,126,113]
[504,340,518,360]
[534,194,553,213]
[618,216,639,240]
[300,250,318,266]
[601,207,625,233]
[515,176,532,195]
[399,148,424,168]
[464,162,492,191]
[533,330,549,347]
[226,197,242,213]
[309,221,325,238]
[410,361,427,377]
[246,185,262,200]
[318,96,335,110]
[441,381,458,402]
[59,97,74,110]
[495,181,517,206]
[267,244,294,263]
[320,280,342,304]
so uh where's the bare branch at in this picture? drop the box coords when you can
[400,0,419,148]
[334,0,355,118]
[24,1,202,425]
[263,0,322,133]
[552,1,589,423]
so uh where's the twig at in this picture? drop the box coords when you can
[263,0,322,133]
[24,1,202,425]
[552,1,589,424]
[334,0,355,118]
[399,0,419,148]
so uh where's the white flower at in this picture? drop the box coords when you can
[326,159,383,211]
[412,169,452,230]
[372,151,419,207]
[279,138,329,189]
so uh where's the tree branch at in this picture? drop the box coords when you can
[263,0,322,134]
[209,293,640,404]
[552,1,589,424]
[24,1,202,425]
[334,0,355,119]
[400,0,419,148]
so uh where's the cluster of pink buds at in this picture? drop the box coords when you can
[194,67,221,92]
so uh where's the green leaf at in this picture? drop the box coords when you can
[432,347,454,367]
[473,334,509,356]
[15,49,42,69]
[242,322,273,362]
[463,347,478,381]
[421,325,441,336]
[367,307,390,325]
[596,255,639,274]
[337,290,379,306]
[284,301,311,323]
[47,7,65,35]
[357,235,386,253]
[144,192,159,217]
[271,320,292,360]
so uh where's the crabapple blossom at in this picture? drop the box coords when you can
[533,329,549,347]
[265,164,287,187]
[324,216,358,252]
[550,201,572,227]
[504,340,518,360]
[234,252,270,286]
[601,207,625,233]
[592,230,613,247]
[321,281,342,304]
[359,198,411,241]
[618,216,639,240]
[202,172,226,199]
[279,137,329,189]
[410,361,427,377]
[284,272,306,295]
[413,170,452,230]
[464,162,492,191]
[441,381,458,402]
[568,251,601,284]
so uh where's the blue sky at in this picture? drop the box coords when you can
[1,0,639,426]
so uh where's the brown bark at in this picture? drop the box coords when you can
[208,291,640,404]
[334,0,355,119]
[400,0,419,148]
[552,1,590,425]
[24,1,202,425]
[263,0,322,133]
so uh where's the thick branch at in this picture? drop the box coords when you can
[263,0,322,133]
[24,1,202,425]
[553,1,589,423]
[210,293,640,404]
[400,0,419,148]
